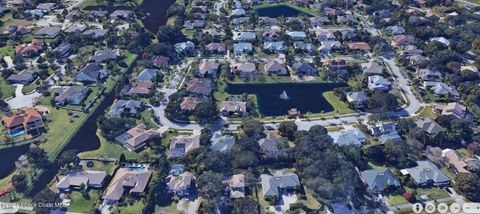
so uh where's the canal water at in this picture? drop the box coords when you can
[0,144,30,179]
[225,82,346,116]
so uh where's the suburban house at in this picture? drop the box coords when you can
[319,40,341,54]
[197,61,219,77]
[64,24,86,33]
[56,170,108,192]
[89,49,117,63]
[167,171,194,197]
[2,107,44,136]
[326,59,347,71]
[108,100,143,118]
[53,86,90,106]
[115,124,159,151]
[233,42,253,56]
[292,62,316,76]
[110,10,132,19]
[264,61,288,76]
[186,78,212,95]
[6,69,37,84]
[102,168,152,204]
[34,27,60,38]
[36,2,56,11]
[15,39,42,56]
[205,43,226,53]
[310,16,331,28]
[261,170,300,199]
[415,118,445,135]
[346,91,368,108]
[210,132,236,153]
[361,168,401,194]
[82,29,109,39]
[328,127,366,146]
[388,25,406,35]
[232,31,256,41]
[368,122,402,143]
[423,81,459,98]
[347,42,371,52]
[7,25,32,35]
[368,75,391,91]
[315,30,336,41]
[220,100,247,117]
[53,43,71,57]
[392,35,415,46]
[430,37,450,46]
[152,55,169,68]
[417,69,443,81]
[126,81,153,96]
[361,62,383,75]
[135,69,158,82]
[230,62,257,80]
[263,41,285,53]
[442,149,472,174]
[169,134,201,158]
[74,63,109,83]
[258,133,281,156]
[226,174,245,199]
[401,161,450,187]
[180,96,208,111]
[441,102,472,122]
[286,31,307,40]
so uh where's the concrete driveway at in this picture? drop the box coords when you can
[6,84,42,109]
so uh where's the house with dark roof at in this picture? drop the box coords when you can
[205,43,226,53]
[441,102,472,122]
[53,43,71,57]
[292,62,316,76]
[89,50,117,63]
[82,29,108,39]
[34,27,61,38]
[102,167,152,204]
[401,161,450,187]
[54,86,90,106]
[56,170,108,192]
[6,69,37,84]
[152,55,169,68]
[108,100,143,118]
[74,63,109,83]
[220,101,246,117]
[261,170,300,199]
[361,168,401,194]
[115,124,159,151]
[264,61,288,76]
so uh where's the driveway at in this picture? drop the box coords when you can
[6,84,42,109]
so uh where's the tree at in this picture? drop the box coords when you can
[455,173,480,202]
[58,150,78,168]
[197,171,227,211]
[200,128,213,146]
[97,116,136,141]
[383,141,420,168]
[233,197,259,214]
[278,121,297,141]
[12,174,28,194]
[33,188,61,214]
[193,101,219,124]
[156,26,186,44]
[241,119,264,138]
[472,36,480,54]
[367,92,399,112]
[26,147,50,169]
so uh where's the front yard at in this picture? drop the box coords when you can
[67,191,101,213]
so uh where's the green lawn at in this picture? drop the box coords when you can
[322,91,354,115]
[387,194,408,206]
[78,129,146,160]
[0,78,16,99]
[139,109,159,129]
[118,201,144,213]
[419,106,437,119]
[68,191,100,213]
[299,187,322,210]
[85,161,117,174]
[0,45,15,58]
[21,84,37,94]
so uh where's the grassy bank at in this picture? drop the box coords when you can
[253,3,320,16]
[78,129,146,160]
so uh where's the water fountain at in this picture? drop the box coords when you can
[279,90,289,100]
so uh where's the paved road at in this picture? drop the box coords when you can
[455,0,480,6]
[6,84,42,110]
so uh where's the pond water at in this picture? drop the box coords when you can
[0,144,30,179]
[255,4,312,18]
[225,83,346,116]
[140,0,176,32]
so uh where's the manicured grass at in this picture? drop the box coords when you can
[167,16,177,26]
[156,201,180,214]
[119,201,144,213]
[253,3,320,16]
[368,161,387,170]
[322,91,354,115]
[139,109,159,129]
[68,191,101,213]
[419,106,437,119]
[0,77,16,99]
[0,45,15,58]
[86,161,117,174]
[457,148,471,158]
[300,187,322,210]
[404,187,450,201]
[78,129,145,160]
[387,194,407,206]
[21,84,37,94]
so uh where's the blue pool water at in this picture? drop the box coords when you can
[129,166,147,171]
[9,130,25,137]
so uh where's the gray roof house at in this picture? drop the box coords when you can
[415,118,445,135]
[197,61,219,77]
[74,63,109,83]
[136,69,158,81]
[82,29,108,39]
[53,43,71,57]
[56,170,108,192]
[263,41,285,53]
[328,128,367,146]
[292,62,316,76]
[65,24,86,33]
[109,10,132,19]
[7,69,37,84]
[233,31,256,41]
[261,170,300,199]
[233,42,253,56]
[346,91,368,108]
[388,25,406,35]
[361,62,383,75]
[210,131,236,153]
[258,133,281,156]
[34,27,61,38]
[402,161,450,187]
[264,61,288,76]
[36,3,56,11]
[361,168,401,194]
[368,75,391,91]
[286,31,307,40]
[174,41,195,53]
[206,43,226,53]
[108,100,143,117]
[54,86,90,106]
[89,50,117,63]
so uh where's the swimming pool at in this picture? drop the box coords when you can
[9,129,25,137]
